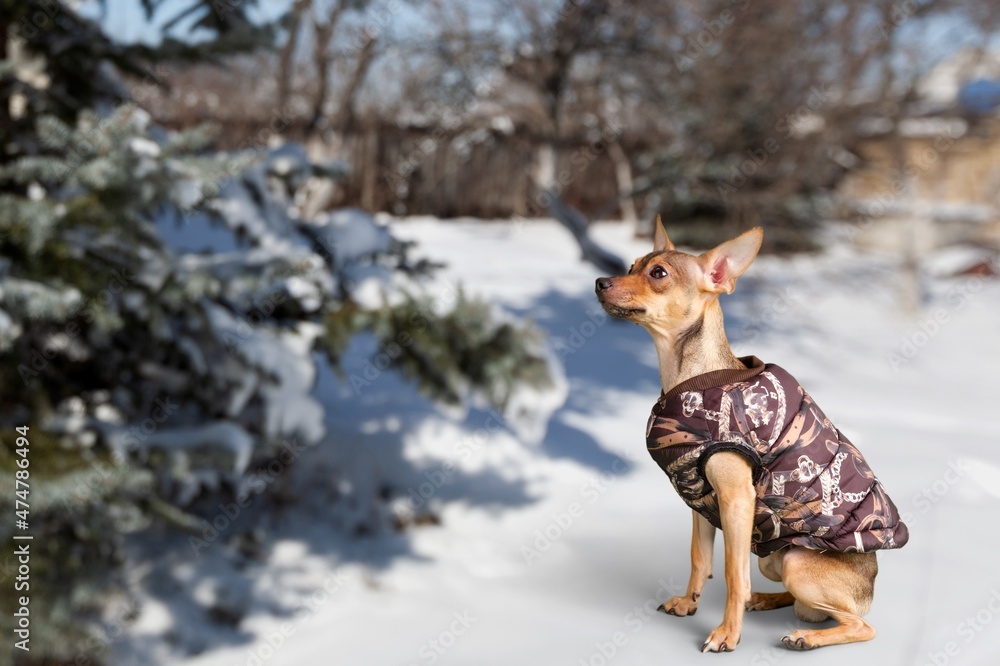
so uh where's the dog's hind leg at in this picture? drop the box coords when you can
[747,551,795,611]
[779,548,878,650]
[746,591,795,611]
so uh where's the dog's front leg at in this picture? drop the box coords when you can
[700,452,755,653]
[659,511,715,616]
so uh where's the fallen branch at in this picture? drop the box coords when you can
[545,191,627,275]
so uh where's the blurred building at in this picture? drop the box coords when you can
[839,48,1000,252]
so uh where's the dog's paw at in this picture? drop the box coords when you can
[657,594,698,617]
[702,625,740,653]
[781,631,817,651]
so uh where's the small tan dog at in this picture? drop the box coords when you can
[595,218,908,652]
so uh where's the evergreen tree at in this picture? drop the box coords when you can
[0,3,549,663]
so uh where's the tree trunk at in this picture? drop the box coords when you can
[331,34,377,134]
[534,143,557,192]
[361,131,378,210]
[307,4,346,135]
[607,140,638,226]
[277,0,309,107]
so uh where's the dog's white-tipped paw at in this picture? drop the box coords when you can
[781,631,815,651]
[702,626,740,653]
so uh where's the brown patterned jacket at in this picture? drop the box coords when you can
[646,356,909,556]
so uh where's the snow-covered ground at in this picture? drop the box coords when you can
[125,218,1000,666]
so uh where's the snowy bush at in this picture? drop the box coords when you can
[0,37,549,666]
[0,107,551,661]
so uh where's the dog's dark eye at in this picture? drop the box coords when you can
[650,266,668,279]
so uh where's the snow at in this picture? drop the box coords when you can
[0,276,82,319]
[130,136,162,158]
[265,143,312,182]
[95,419,254,475]
[322,207,393,265]
[82,419,257,505]
[139,422,254,477]
[923,244,998,277]
[120,218,1000,666]
[208,187,293,250]
[203,301,326,446]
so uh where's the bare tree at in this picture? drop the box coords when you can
[278,0,310,106]
[329,27,379,133]
[307,1,349,133]
[138,0,1000,258]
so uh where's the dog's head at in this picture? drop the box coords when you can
[595,217,763,336]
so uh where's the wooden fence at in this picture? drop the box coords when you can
[208,120,632,219]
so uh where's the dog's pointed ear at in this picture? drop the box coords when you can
[653,215,675,252]
[698,227,764,294]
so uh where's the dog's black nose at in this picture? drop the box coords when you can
[595,277,613,291]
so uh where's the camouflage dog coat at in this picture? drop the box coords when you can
[646,356,909,556]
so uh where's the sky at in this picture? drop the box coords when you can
[82,0,294,45]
